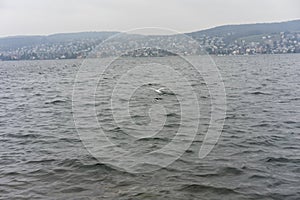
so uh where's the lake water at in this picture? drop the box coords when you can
[0,54,299,199]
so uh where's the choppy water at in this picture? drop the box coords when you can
[0,54,299,199]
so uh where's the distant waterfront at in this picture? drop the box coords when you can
[1,20,300,61]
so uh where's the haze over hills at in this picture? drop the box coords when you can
[0,32,118,51]
[188,19,300,43]
[0,20,299,60]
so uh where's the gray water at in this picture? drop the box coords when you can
[0,54,299,199]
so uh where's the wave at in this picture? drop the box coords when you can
[247,91,271,95]
[178,183,239,195]
[45,98,68,105]
[264,157,300,163]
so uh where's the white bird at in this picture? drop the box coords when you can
[151,87,166,95]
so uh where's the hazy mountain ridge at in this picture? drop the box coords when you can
[188,19,300,43]
[1,20,300,60]
[0,32,118,50]
[0,32,119,60]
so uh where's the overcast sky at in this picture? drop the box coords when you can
[1,0,300,37]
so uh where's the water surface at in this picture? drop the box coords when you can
[0,54,299,199]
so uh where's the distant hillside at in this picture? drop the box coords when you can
[0,32,118,50]
[188,20,300,43]
[1,20,300,60]
[46,32,118,43]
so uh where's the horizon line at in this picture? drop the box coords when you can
[1,18,299,39]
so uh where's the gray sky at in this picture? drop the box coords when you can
[1,0,300,37]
